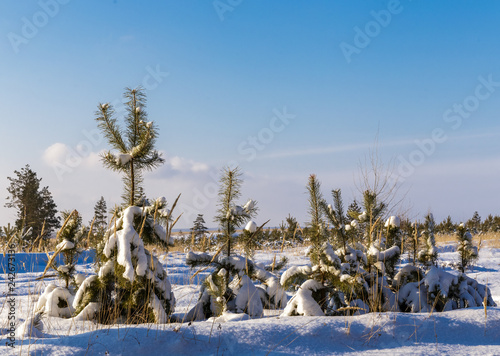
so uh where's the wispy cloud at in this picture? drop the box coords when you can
[258,138,415,160]
[257,130,500,161]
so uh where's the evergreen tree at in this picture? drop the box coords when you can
[190,214,208,248]
[214,167,257,260]
[1,223,31,252]
[418,213,438,267]
[88,196,107,248]
[95,87,164,206]
[5,165,60,245]
[53,210,84,288]
[185,168,286,320]
[482,214,495,232]
[92,196,108,232]
[280,214,303,244]
[361,190,387,247]
[321,189,348,250]
[73,198,178,324]
[437,215,455,234]
[407,222,420,266]
[456,223,478,272]
[467,211,481,234]
[305,174,327,265]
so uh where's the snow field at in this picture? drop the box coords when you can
[1,244,499,355]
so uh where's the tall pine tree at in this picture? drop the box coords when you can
[5,165,60,244]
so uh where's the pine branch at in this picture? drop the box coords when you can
[95,104,127,152]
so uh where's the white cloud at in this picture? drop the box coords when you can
[42,143,69,166]
[152,152,210,178]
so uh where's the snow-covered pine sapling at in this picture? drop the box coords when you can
[96,87,165,206]
[186,251,286,320]
[35,211,85,318]
[72,198,178,324]
[214,166,257,271]
[281,176,371,316]
[320,188,368,279]
[418,213,438,267]
[320,189,348,250]
[53,210,84,289]
[185,167,278,320]
[456,223,478,273]
[281,241,371,316]
[365,216,402,280]
[408,222,420,266]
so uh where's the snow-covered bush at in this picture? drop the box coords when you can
[72,199,177,324]
[281,175,496,317]
[396,265,496,312]
[281,240,373,316]
[185,250,287,320]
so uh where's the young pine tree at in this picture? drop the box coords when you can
[281,175,370,316]
[190,214,208,249]
[95,87,164,206]
[185,168,286,319]
[456,223,478,272]
[418,213,438,267]
[72,198,178,324]
[467,211,481,234]
[214,166,257,260]
[35,210,83,319]
[305,174,327,265]
[88,196,107,249]
[54,210,84,288]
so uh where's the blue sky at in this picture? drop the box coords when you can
[1,0,500,229]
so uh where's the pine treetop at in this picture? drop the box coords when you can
[95,87,165,206]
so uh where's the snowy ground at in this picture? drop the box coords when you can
[1,244,500,355]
